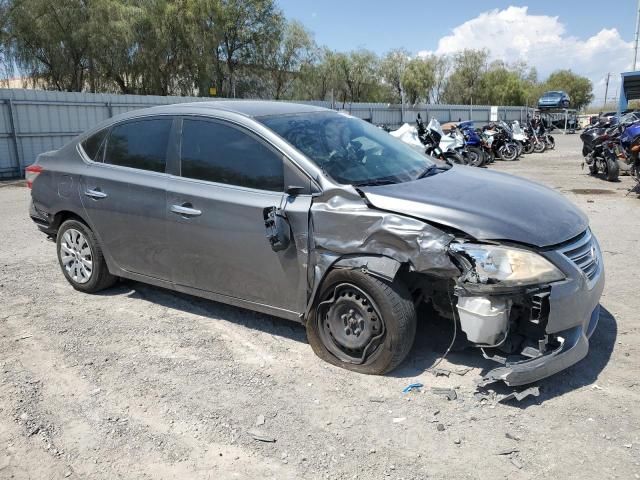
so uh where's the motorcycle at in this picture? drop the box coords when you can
[580,121,620,182]
[524,122,547,153]
[457,121,487,167]
[511,120,529,155]
[415,115,467,165]
[482,122,519,161]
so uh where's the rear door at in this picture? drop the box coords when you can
[79,116,174,280]
[165,117,312,313]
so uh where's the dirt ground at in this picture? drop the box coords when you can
[1,133,639,480]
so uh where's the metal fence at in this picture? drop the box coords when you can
[0,88,532,178]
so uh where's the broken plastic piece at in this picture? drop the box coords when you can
[430,387,457,401]
[498,386,540,403]
[402,383,424,394]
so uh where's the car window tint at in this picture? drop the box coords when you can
[81,129,108,161]
[104,118,172,173]
[180,119,283,191]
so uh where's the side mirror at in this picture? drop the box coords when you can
[263,206,291,252]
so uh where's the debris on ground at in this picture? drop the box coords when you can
[392,417,406,423]
[255,415,265,426]
[247,429,276,443]
[436,423,445,432]
[498,387,540,403]
[430,368,450,377]
[505,432,521,441]
[402,383,424,394]
[496,448,520,456]
[431,387,457,401]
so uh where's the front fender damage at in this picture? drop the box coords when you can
[304,188,459,318]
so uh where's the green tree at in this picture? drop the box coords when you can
[258,19,315,99]
[379,48,409,103]
[401,57,435,104]
[441,49,489,104]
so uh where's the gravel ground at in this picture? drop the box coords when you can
[1,133,639,480]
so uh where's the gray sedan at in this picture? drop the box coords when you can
[27,101,604,385]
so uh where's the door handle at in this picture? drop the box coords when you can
[84,188,108,199]
[170,203,202,217]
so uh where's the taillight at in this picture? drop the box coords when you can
[25,164,43,188]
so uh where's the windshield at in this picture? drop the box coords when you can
[545,92,563,98]
[259,111,435,186]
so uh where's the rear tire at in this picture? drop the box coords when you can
[604,154,620,182]
[306,269,416,375]
[56,219,117,293]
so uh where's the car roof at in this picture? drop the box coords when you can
[138,100,331,118]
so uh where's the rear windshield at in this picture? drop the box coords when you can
[259,111,434,186]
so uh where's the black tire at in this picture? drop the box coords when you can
[582,145,591,157]
[523,141,535,154]
[545,135,555,150]
[498,144,518,161]
[465,146,485,167]
[533,140,546,153]
[604,154,620,182]
[588,161,598,175]
[444,151,467,165]
[306,269,416,375]
[56,219,117,293]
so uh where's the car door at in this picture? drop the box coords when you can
[79,116,174,280]
[165,117,312,314]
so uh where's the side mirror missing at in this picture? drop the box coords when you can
[263,206,291,252]
[286,185,304,196]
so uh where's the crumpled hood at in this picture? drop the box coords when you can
[360,166,588,248]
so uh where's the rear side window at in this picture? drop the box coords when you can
[104,118,172,173]
[180,119,283,191]
[81,129,108,161]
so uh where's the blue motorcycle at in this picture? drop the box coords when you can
[458,121,487,167]
[619,117,640,181]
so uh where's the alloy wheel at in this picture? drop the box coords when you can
[60,228,93,284]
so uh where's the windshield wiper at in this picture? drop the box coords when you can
[352,178,397,187]
[415,165,439,180]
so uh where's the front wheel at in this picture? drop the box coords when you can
[443,151,467,165]
[56,219,117,293]
[533,140,546,153]
[498,144,518,161]
[545,135,555,150]
[306,269,416,375]
[465,146,485,167]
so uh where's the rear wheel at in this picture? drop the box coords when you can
[523,141,535,154]
[306,269,416,375]
[604,153,620,182]
[56,219,117,293]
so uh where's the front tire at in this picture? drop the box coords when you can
[56,219,117,293]
[306,269,416,375]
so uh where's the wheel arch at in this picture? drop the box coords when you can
[303,254,405,323]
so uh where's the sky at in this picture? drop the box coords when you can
[277,0,639,105]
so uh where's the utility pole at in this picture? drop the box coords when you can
[634,0,640,70]
[604,73,611,108]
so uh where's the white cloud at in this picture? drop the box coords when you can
[418,6,634,105]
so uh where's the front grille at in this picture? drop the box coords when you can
[558,229,600,281]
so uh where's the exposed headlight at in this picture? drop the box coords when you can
[450,243,565,287]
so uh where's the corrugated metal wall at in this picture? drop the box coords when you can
[0,89,532,178]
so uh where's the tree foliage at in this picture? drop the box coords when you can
[0,3,595,108]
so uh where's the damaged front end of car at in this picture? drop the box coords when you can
[303,184,604,385]
[447,232,604,386]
